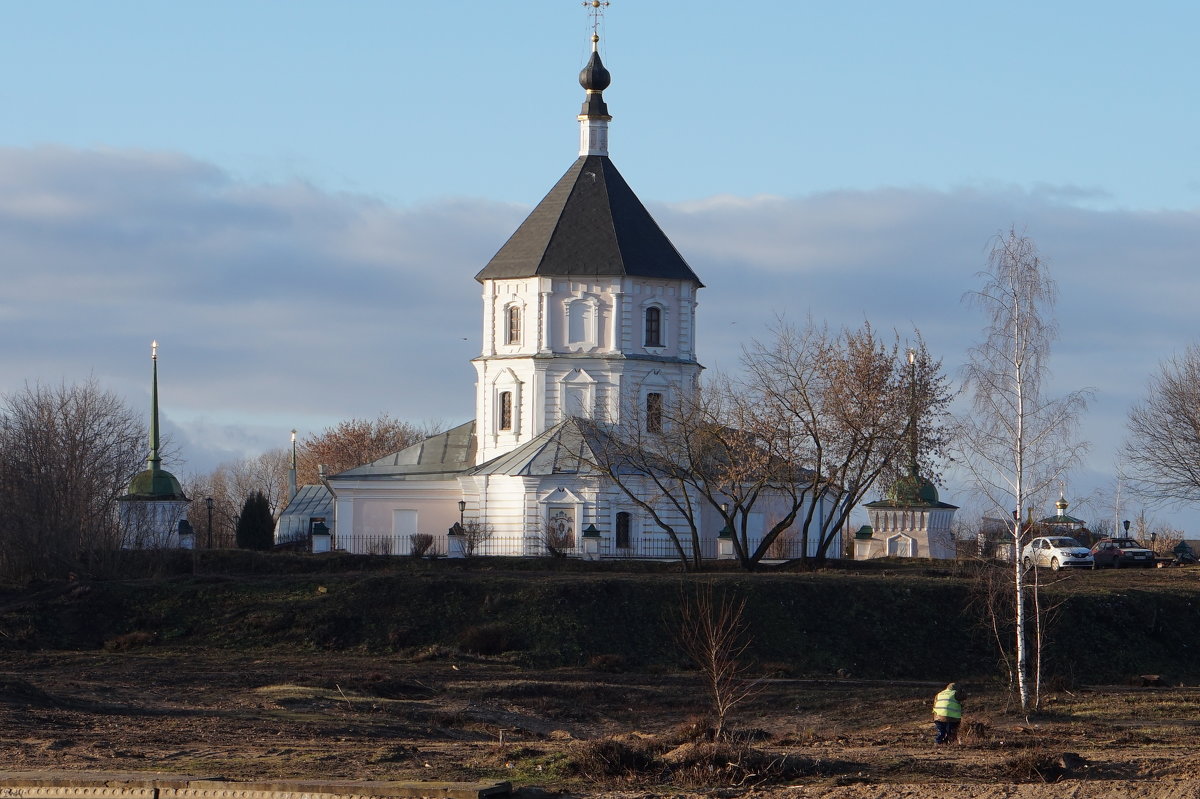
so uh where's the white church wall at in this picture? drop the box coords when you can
[118,499,190,550]
[460,474,543,556]
[331,480,462,556]
[862,504,958,561]
[474,274,701,465]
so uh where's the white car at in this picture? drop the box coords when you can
[1022,536,1094,570]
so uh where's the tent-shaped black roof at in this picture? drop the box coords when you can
[475,155,702,286]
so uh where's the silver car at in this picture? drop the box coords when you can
[1022,536,1094,571]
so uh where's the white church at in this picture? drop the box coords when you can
[279,22,838,561]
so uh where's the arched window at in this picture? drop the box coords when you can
[646,392,663,433]
[616,512,632,549]
[506,306,521,345]
[644,306,662,347]
[499,391,513,431]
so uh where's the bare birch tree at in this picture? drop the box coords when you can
[952,229,1090,712]
[1122,343,1200,507]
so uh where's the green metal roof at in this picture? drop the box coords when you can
[123,467,187,501]
[864,473,958,510]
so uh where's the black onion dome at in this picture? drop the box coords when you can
[578,38,611,119]
[579,48,611,92]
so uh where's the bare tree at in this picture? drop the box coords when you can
[459,520,495,557]
[226,449,290,517]
[580,322,951,571]
[182,472,237,548]
[0,380,146,580]
[1123,344,1200,508]
[675,582,758,740]
[581,389,727,570]
[952,229,1090,712]
[183,448,296,548]
[734,321,952,566]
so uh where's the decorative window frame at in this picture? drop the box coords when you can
[634,370,672,432]
[642,304,665,349]
[500,296,526,349]
[886,533,915,557]
[506,305,521,345]
[559,368,597,421]
[566,296,601,350]
[491,368,523,436]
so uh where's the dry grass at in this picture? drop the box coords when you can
[3,649,1200,790]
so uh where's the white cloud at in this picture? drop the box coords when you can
[3,146,1199,530]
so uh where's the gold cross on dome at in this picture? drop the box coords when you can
[583,0,610,34]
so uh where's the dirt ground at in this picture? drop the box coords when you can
[2,648,1199,799]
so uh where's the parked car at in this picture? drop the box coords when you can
[1090,537,1157,568]
[1021,536,1094,570]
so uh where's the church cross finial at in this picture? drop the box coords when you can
[584,0,610,36]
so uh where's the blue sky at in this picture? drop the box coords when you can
[2,1,1198,532]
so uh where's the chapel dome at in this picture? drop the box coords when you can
[886,473,941,506]
[125,467,187,501]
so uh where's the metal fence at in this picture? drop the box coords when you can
[328,532,824,561]
[598,536,717,560]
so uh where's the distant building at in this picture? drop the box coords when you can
[858,472,958,560]
[118,341,191,548]
[1037,493,1092,542]
[855,352,957,560]
[274,484,334,546]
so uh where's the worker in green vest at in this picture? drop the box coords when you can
[932,682,962,744]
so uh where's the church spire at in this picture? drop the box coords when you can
[148,339,162,474]
[288,429,298,502]
[120,340,186,502]
[578,2,612,156]
[906,348,920,477]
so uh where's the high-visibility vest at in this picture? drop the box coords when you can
[933,689,962,719]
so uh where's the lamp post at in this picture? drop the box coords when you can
[205,497,214,549]
[1123,519,1131,538]
[458,499,466,526]
[717,502,734,560]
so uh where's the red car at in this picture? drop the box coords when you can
[1089,537,1157,568]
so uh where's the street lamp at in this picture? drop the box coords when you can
[1123,519,1131,538]
[719,503,733,538]
[457,499,467,526]
[205,497,214,549]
